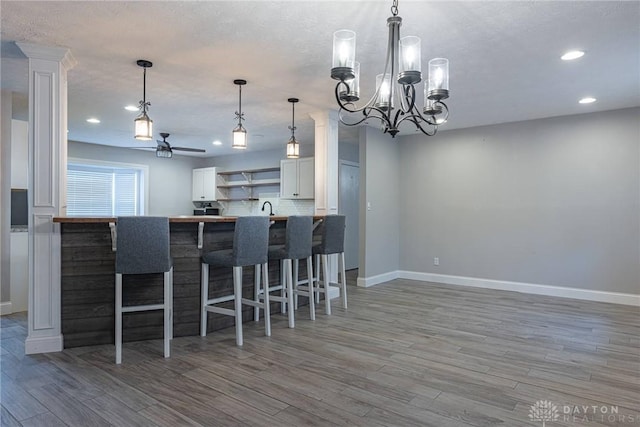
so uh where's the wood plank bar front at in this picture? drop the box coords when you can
[54,216,321,348]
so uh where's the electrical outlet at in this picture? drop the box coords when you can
[434,257,440,266]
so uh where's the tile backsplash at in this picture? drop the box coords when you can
[220,193,314,216]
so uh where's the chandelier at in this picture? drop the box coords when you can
[330,0,450,138]
[134,59,153,140]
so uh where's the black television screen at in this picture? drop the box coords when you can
[11,189,28,227]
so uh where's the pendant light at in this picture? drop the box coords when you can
[286,98,300,158]
[232,79,247,149]
[134,59,153,140]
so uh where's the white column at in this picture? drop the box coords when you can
[309,110,339,216]
[17,43,76,354]
[310,110,340,294]
[0,90,13,315]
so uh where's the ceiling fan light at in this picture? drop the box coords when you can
[134,112,153,140]
[156,147,172,158]
[232,124,247,149]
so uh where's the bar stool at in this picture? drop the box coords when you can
[200,216,271,346]
[115,216,173,365]
[258,216,315,328]
[310,215,347,315]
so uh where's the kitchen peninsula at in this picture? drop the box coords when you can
[53,215,321,348]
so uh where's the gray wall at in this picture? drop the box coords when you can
[68,141,200,216]
[360,126,400,278]
[399,108,640,294]
[339,140,359,163]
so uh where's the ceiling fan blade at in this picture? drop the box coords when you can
[172,147,206,153]
[124,146,155,149]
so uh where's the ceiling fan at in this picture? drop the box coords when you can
[155,133,206,158]
[132,133,206,158]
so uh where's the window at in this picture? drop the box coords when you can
[66,160,147,216]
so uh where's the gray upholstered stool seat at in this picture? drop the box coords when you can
[308,215,347,315]
[115,216,173,365]
[258,216,315,328]
[200,216,271,346]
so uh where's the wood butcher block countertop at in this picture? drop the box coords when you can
[52,215,321,223]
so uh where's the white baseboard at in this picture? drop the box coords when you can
[357,270,640,306]
[357,271,400,288]
[25,334,63,354]
[327,287,340,299]
[0,301,12,315]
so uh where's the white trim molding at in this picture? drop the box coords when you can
[0,301,12,315]
[400,271,640,306]
[18,43,75,354]
[358,270,640,306]
[357,270,400,288]
[24,334,64,354]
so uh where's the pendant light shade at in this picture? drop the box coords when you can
[232,79,248,149]
[286,98,300,159]
[134,60,153,140]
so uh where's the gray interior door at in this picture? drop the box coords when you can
[339,161,360,270]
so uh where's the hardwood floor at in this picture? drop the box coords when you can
[2,274,639,426]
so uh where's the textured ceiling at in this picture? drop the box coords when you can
[1,1,639,157]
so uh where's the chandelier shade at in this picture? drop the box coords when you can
[339,61,360,102]
[330,0,450,138]
[331,30,356,81]
[134,59,153,140]
[286,98,300,159]
[232,79,248,149]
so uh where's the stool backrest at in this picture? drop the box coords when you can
[115,216,171,274]
[233,216,270,266]
[285,216,313,260]
[317,215,346,255]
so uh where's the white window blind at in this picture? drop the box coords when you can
[67,163,144,216]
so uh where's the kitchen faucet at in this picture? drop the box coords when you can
[261,201,274,216]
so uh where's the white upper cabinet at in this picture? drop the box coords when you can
[280,157,314,199]
[192,167,217,202]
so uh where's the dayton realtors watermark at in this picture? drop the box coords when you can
[529,400,640,425]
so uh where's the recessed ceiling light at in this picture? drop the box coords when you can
[212,140,222,146]
[579,97,597,104]
[124,105,139,111]
[561,50,585,61]
[86,118,101,124]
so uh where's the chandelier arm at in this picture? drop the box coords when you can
[334,80,390,117]
[337,110,369,127]
[337,104,392,128]
[364,106,393,129]
[401,114,438,136]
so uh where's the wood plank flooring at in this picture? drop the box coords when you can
[2,275,639,426]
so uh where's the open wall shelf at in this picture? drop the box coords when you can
[216,167,280,202]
